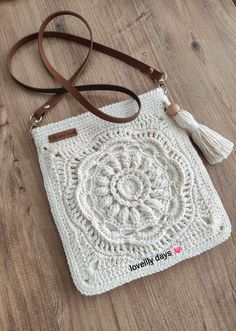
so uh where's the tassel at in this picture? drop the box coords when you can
[166,103,234,164]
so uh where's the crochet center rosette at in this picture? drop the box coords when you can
[33,87,231,295]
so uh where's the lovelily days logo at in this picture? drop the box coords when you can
[129,245,182,271]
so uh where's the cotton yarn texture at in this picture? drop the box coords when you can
[32,87,231,295]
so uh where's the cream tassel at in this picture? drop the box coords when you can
[166,103,234,164]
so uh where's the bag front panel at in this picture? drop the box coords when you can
[32,88,231,295]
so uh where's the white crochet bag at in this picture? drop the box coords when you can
[8,11,233,295]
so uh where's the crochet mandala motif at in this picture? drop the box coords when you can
[76,131,194,248]
[33,87,231,295]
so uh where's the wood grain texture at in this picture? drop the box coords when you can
[0,0,236,330]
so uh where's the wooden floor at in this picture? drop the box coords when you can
[0,0,236,330]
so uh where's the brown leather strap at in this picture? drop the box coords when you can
[7,10,165,127]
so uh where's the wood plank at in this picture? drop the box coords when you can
[0,0,236,330]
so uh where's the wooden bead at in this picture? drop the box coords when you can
[166,103,181,117]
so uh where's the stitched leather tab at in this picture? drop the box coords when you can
[48,128,77,143]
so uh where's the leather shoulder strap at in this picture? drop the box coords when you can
[7,10,166,131]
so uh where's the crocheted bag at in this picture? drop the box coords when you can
[8,11,233,295]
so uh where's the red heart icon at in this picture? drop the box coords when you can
[173,245,182,254]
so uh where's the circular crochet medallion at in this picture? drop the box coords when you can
[111,169,150,207]
[75,129,194,247]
